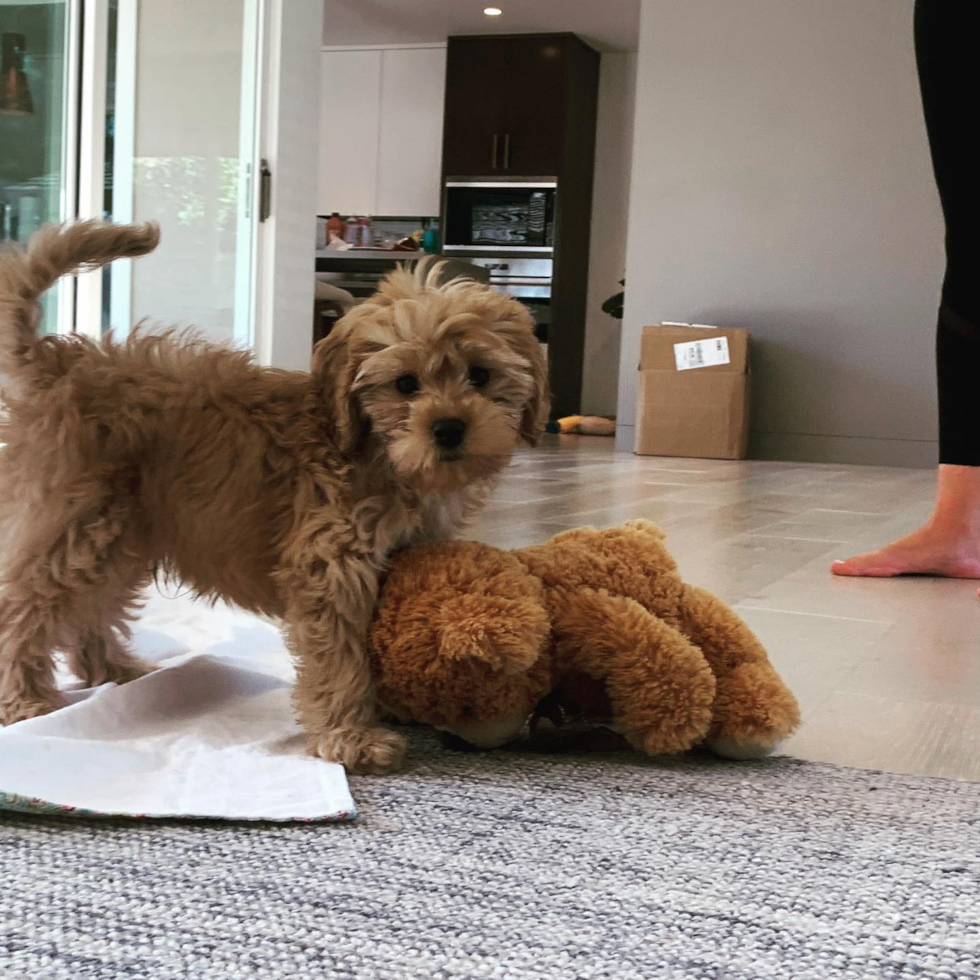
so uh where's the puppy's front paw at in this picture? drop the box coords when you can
[307,726,408,774]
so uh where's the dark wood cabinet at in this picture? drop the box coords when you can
[442,39,505,177]
[442,33,600,418]
[443,34,587,179]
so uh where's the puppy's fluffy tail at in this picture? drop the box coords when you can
[0,219,159,386]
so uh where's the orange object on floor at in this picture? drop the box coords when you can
[550,415,616,436]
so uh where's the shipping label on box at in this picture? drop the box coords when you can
[673,336,731,371]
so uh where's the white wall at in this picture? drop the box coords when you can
[582,53,637,417]
[617,0,945,466]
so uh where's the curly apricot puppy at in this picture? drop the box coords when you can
[0,221,548,773]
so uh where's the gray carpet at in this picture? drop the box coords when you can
[1,733,978,980]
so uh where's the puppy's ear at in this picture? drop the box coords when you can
[311,324,365,453]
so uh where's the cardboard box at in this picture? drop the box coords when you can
[635,323,750,459]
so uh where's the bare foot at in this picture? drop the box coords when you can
[831,524,980,578]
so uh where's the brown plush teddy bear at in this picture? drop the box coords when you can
[369,520,800,760]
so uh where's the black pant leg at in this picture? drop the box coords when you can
[914,0,980,464]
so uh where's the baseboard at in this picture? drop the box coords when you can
[614,424,635,453]
[614,424,936,468]
[750,431,936,468]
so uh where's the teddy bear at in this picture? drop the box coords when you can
[368,520,800,761]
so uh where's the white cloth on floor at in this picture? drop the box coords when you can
[0,592,355,822]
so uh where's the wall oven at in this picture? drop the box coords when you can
[443,181,557,254]
[458,256,553,346]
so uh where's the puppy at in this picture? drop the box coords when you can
[0,221,548,773]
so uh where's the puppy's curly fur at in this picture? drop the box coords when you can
[0,221,548,773]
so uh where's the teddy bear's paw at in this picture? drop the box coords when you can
[307,726,408,774]
[626,719,711,756]
[704,735,781,760]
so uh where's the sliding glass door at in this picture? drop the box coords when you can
[0,0,75,334]
[99,0,260,345]
[115,0,259,345]
[1,0,261,343]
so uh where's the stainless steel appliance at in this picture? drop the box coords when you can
[442,181,557,254]
[463,257,552,299]
[459,256,552,344]
[313,252,490,298]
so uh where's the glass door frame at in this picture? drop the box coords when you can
[65,0,262,347]
[45,0,80,336]
[45,0,318,364]
[72,0,109,339]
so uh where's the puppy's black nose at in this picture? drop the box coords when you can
[432,417,466,450]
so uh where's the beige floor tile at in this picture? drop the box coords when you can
[784,691,980,782]
[734,606,892,714]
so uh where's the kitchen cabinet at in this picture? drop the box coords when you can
[318,49,382,216]
[319,46,446,217]
[377,47,447,216]
[442,39,503,177]
[442,33,600,418]
[442,34,596,179]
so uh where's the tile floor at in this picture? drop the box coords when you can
[470,436,980,782]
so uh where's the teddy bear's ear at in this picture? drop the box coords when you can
[619,519,666,540]
[438,594,550,674]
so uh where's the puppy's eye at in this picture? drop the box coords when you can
[468,366,490,389]
[395,374,420,396]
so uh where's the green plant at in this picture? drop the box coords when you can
[602,279,624,320]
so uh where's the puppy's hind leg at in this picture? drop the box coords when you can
[0,601,62,724]
[68,628,154,688]
[0,494,144,725]
[64,567,155,687]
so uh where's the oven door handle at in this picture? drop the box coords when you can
[489,277,553,287]
[502,133,511,170]
[491,133,499,171]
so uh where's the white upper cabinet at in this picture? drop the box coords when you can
[319,46,446,217]
[318,49,382,216]
[376,47,447,217]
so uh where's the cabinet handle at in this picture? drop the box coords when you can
[503,133,510,170]
[491,133,499,170]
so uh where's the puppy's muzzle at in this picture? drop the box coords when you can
[431,417,466,451]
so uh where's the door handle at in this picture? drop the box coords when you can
[503,133,511,170]
[491,133,499,170]
[259,159,272,222]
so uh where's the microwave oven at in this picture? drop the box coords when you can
[443,181,556,253]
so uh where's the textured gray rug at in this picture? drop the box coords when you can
[1,733,978,980]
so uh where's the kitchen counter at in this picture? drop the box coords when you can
[314,248,425,262]
[315,249,428,295]
[315,250,489,296]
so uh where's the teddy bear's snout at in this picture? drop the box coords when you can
[438,712,528,750]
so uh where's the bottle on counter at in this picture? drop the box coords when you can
[344,216,360,246]
[327,212,344,241]
[357,215,373,248]
[422,219,440,255]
